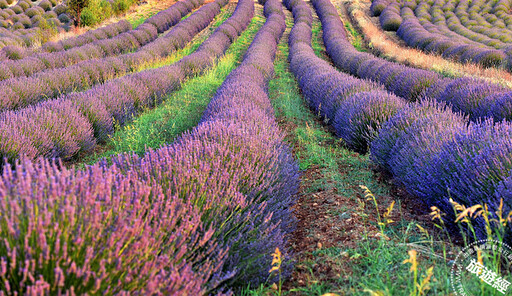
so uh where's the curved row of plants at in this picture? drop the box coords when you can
[448,0,512,45]
[0,0,224,111]
[375,0,512,44]
[406,0,497,46]
[0,0,249,162]
[0,0,201,81]
[315,0,512,124]
[289,0,512,245]
[0,0,299,293]
[0,19,133,60]
[373,0,512,69]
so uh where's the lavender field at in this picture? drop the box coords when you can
[1,0,512,294]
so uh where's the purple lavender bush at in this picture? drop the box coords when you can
[369,99,462,171]
[435,77,509,120]
[379,2,402,31]
[387,109,467,194]
[333,90,406,154]
[0,157,217,294]
[370,0,391,16]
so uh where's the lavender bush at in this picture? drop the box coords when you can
[435,77,509,120]
[379,2,402,31]
[370,0,390,16]
[414,120,512,212]
[333,90,406,154]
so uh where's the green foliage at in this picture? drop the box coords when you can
[80,0,111,26]
[344,21,366,52]
[80,0,134,27]
[36,17,59,43]
[67,0,90,26]
[79,5,97,26]
[112,0,134,14]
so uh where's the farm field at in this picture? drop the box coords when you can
[2,0,512,295]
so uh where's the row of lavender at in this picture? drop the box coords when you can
[0,0,244,162]
[0,0,201,81]
[373,0,512,69]
[0,19,132,61]
[41,20,131,53]
[315,0,512,124]
[0,0,298,293]
[290,0,512,242]
[0,0,221,111]
[0,20,131,61]
[0,23,41,48]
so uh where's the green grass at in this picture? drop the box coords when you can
[343,17,366,52]
[83,8,266,163]
[311,20,329,59]
[130,12,155,28]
